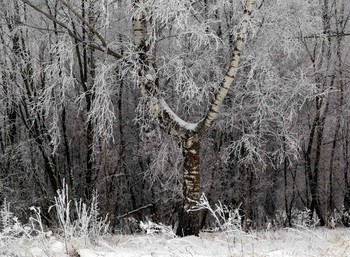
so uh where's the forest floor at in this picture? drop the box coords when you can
[2,226,350,257]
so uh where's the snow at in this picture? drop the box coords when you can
[160,99,199,131]
[50,240,65,253]
[29,247,44,256]
[2,227,350,257]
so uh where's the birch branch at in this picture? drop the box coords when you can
[198,0,256,135]
[132,0,198,140]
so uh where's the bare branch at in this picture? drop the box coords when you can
[57,0,107,48]
[117,204,153,219]
[296,32,350,39]
[19,0,123,60]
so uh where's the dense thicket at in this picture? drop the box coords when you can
[0,0,350,235]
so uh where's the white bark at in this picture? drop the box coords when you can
[132,0,198,141]
[199,0,255,134]
[132,0,146,49]
[132,0,255,141]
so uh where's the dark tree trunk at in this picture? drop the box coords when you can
[343,121,350,226]
[85,119,94,200]
[176,134,201,236]
[312,97,327,226]
[245,168,255,230]
[62,107,73,190]
[328,120,339,214]
[284,155,292,227]
[304,94,327,226]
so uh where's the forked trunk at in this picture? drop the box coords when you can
[130,0,255,237]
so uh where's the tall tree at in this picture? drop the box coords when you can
[131,0,256,236]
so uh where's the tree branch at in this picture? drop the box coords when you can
[132,0,199,141]
[198,0,256,135]
[117,204,153,219]
[297,31,350,39]
[19,0,124,60]
[57,0,107,48]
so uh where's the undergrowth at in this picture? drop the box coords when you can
[0,183,109,256]
[0,189,347,256]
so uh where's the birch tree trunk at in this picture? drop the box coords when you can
[177,134,201,236]
[131,0,255,236]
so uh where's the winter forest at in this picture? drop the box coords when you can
[1,0,350,255]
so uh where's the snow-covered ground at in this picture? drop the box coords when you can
[2,227,350,257]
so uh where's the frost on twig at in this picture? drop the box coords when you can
[49,182,109,243]
[192,194,242,232]
[33,34,76,154]
[87,61,118,145]
[0,200,32,238]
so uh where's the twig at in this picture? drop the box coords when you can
[19,0,124,60]
[117,204,153,219]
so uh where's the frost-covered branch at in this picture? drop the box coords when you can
[199,0,256,134]
[132,0,202,140]
[20,0,124,60]
[142,95,200,141]
[57,0,108,48]
[87,61,118,144]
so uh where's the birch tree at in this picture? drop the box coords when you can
[131,0,256,236]
[16,0,255,236]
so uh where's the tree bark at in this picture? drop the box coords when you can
[343,121,350,226]
[283,143,292,226]
[305,95,327,226]
[177,134,201,236]
[328,119,340,214]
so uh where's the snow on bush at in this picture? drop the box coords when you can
[0,183,109,256]
[1,194,350,257]
[49,183,109,241]
[139,220,176,238]
[193,194,242,232]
